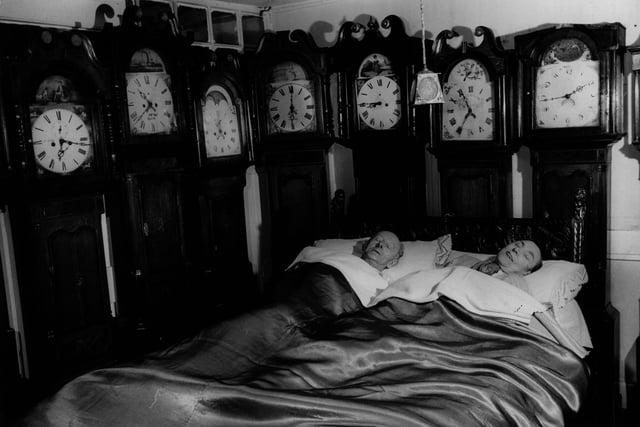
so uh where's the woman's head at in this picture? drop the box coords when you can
[497,240,542,275]
[361,231,403,271]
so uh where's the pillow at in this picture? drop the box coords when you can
[445,250,588,310]
[526,260,588,309]
[314,235,452,284]
[553,300,593,349]
[381,234,451,283]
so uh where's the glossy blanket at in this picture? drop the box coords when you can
[23,263,588,427]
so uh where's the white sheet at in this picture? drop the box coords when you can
[291,247,588,358]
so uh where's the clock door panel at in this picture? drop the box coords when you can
[531,147,613,426]
[262,150,329,274]
[124,172,193,339]
[19,196,112,385]
[194,175,255,316]
[438,153,510,217]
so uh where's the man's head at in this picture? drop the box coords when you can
[361,231,403,271]
[497,240,542,275]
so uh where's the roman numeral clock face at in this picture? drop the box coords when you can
[356,75,402,130]
[268,83,315,132]
[442,58,495,141]
[126,72,177,135]
[30,107,93,174]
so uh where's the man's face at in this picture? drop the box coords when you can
[362,231,402,271]
[497,240,542,275]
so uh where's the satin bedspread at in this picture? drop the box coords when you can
[23,263,588,427]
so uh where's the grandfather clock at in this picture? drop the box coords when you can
[428,26,515,217]
[1,23,115,389]
[106,5,198,345]
[249,30,333,278]
[515,22,626,427]
[187,45,257,317]
[332,15,425,233]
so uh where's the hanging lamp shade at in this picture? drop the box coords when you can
[412,0,443,105]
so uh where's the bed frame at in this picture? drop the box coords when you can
[330,187,618,426]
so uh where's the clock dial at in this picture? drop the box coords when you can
[534,38,600,129]
[268,82,315,132]
[535,61,599,128]
[356,75,402,130]
[442,59,495,140]
[202,84,242,158]
[31,107,92,174]
[126,72,177,135]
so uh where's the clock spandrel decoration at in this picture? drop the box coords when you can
[250,29,332,146]
[515,23,625,145]
[429,26,511,151]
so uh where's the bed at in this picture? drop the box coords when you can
[20,192,599,426]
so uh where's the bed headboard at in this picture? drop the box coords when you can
[332,188,587,264]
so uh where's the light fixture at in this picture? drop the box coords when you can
[412,0,443,105]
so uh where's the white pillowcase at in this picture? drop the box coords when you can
[314,235,452,284]
[553,299,593,349]
[526,260,588,309]
[448,252,588,310]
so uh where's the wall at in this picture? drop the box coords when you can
[271,0,640,407]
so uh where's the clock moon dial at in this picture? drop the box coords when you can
[442,59,495,140]
[126,72,177,135]
[202,84,242,158]
[356,75,402,130]
[31,107,92,174]
[268,82,315,132]
[535,61,599,128]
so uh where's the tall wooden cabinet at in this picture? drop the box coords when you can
[249,30,333,278]
[0,23,116,392]
[515,23,626,426]
[428,27,515,217]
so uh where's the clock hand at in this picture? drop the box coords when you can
[288,92,298,121]
[59,138,91,146]
[358,101,383,108]
[456,108,476,135]
[540,81,596,102]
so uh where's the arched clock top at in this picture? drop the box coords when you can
[514,22,625,145]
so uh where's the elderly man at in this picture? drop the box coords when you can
[360,230,404,271]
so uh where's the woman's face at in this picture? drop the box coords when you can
[497,240,542,274]
[362,231,402,271]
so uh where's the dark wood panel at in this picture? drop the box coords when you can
[18,196,112,385]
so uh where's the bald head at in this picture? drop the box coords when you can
[361,231,403,271]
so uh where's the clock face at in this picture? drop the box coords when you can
[268,82,315,132]
[442,58,495,140]
[356,75,402,130]
[534,38,600,129]
[126,72,177,135]
[202,84,242,158]
[30,106,93,174]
